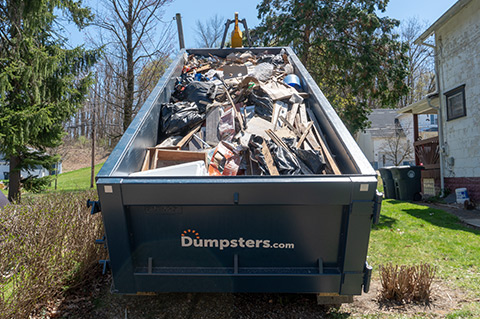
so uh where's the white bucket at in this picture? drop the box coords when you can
[455,188,469,204]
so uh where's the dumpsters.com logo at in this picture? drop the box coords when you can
[181,229,295,250]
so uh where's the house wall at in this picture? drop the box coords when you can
[436,0,480,200]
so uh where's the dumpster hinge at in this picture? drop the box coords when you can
[363,262,372,293]
[99,259,110,275]
[372,190,383,224]
[87,199,101,215]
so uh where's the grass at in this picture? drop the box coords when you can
[369,200,480,295]
[46,163,104,191]
[1,163,104,196]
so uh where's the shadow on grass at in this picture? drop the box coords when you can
[373,214,397,230]
[387,200,480,236]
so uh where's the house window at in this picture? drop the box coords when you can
[445,85,466,121]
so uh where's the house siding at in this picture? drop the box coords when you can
[436,0,480,180]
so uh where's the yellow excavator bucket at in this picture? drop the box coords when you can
[231,12,243,48]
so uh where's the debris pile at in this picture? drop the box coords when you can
[132,50,341,177]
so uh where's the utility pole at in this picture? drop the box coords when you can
[90,89,96,189]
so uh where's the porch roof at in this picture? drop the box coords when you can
[398,95,439,115]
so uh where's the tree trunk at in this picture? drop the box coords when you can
[123,0,135,132]
[8,155,21,203]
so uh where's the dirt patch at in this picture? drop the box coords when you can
[342,279,471,317]
[56,142,110,173]
[33,270,475,319]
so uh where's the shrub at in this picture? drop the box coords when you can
[379,263,436,304]
[0,190,104,318]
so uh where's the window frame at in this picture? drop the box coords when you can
[445,85,466,121]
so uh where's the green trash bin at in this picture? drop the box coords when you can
[378,167,396,199]
[390,166,424,201]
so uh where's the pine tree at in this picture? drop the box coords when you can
[0,0,99,201]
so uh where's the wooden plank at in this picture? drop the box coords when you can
[279,116,301,137]
[299,103,308,125]
[265,129,290,151]
[306,108,341,175]
[141,149,152,171]
[223,84,245,130]
[287,103,300,126]
[195,64,211,73]
[205,107,220,146]
[296,121,313,148]
[176,123,202,149]
[152,149,159,169]
[295,116,321,150]
[261,141,279,175]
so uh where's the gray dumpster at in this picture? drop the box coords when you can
[95,47,382,296]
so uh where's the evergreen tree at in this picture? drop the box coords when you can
[0,0,99,201]
[255,0,409,134]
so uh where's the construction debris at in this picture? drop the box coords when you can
[134,50,342,176]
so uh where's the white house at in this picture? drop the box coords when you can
[356,109,436,169]
[399,0,480,201]
[0,153,61,180]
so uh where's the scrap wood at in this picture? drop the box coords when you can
[287,103,300,126]
[272,101,288,130]
[261,140,279,176]
[265,129,290,152]
[222,82,246,131]
[279,116,301,137]
[195,64,212,73]
[299,103,308,125]
[306,108,341,175]
[295,116,320,151]
[206,106,221,145]
[296,121,313,149]
[176,123,203,149]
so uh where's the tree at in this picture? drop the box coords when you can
[255,0,409,134]
[379,121,413,166]
[398,17,435,107]
[0,0,99,201]
[93,0,174,132]
[194,14,225,48]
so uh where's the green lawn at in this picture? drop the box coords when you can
[1,163,104,196]
[47,163,104,191]
[362,199,480,318]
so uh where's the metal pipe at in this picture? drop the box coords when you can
[175,13,185,50]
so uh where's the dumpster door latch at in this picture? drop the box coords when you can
[87,199,102,215]
[372,190,383,224]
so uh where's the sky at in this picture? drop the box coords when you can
[65,0,458,50]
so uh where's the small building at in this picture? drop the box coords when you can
[0,153,62,180]
[356,109,436,169]
[399,0,480,201]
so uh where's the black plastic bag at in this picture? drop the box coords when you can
[293,148,326,174]
[247,135,271,175]
[268,141,303,175]
[160,102,205,137]
[248,90,274,121]
[184,81,224,113]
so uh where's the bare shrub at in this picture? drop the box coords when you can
[379,263,437,304]
[0,190,105,318]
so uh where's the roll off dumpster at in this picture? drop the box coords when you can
[94,47,382,297]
